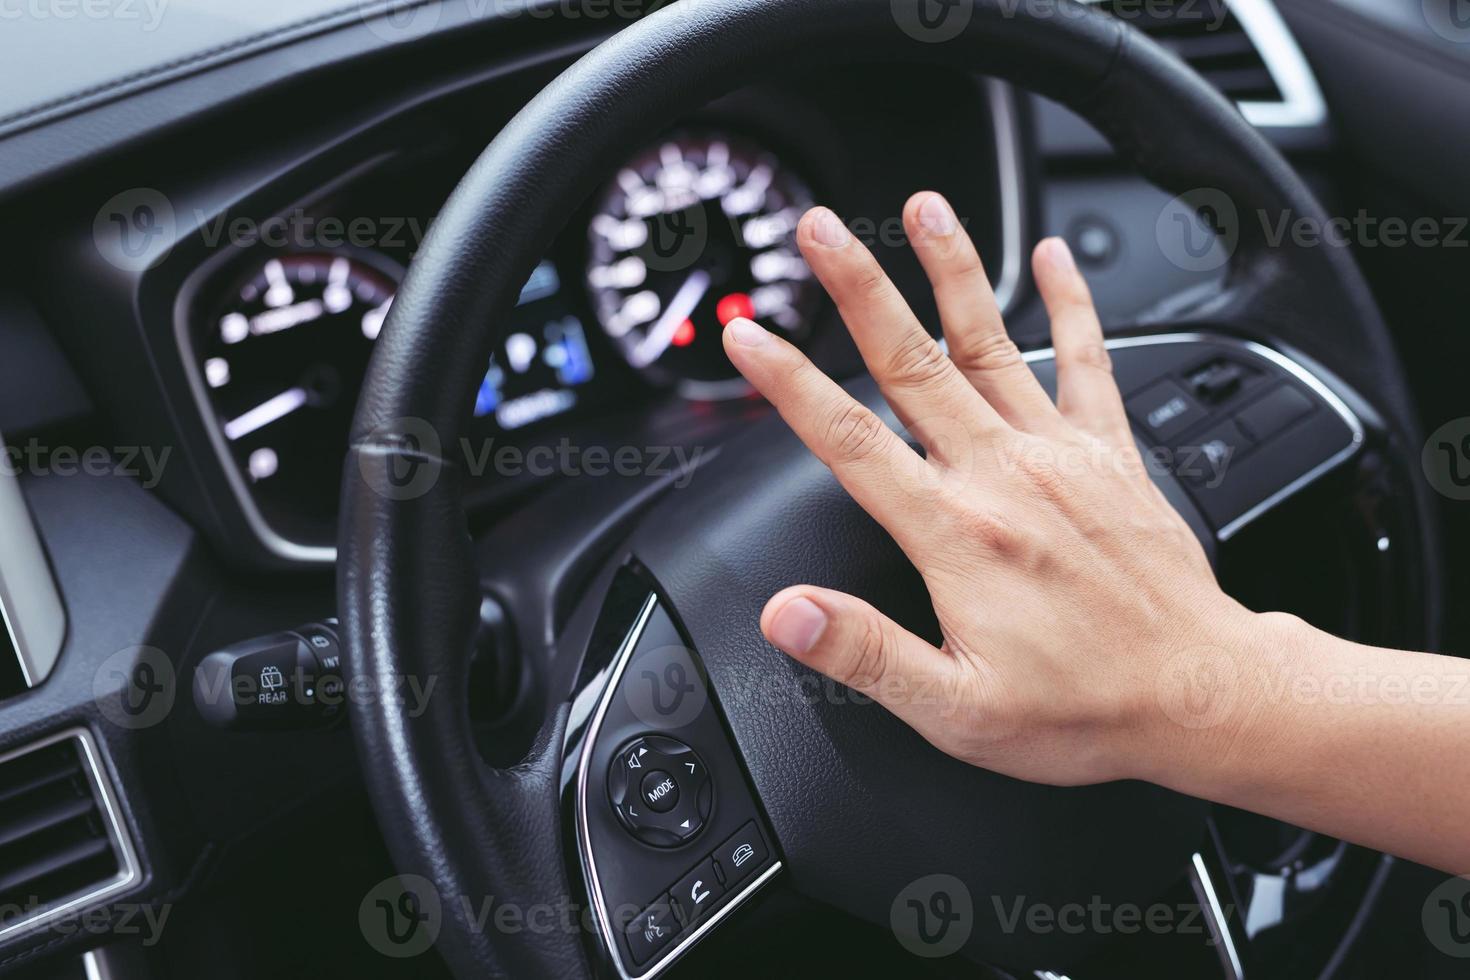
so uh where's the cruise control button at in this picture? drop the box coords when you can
[641,770,679,813]
[625,895,680,966]
[713,821,768,887]
[1127,379,1209,442]
[1177,420,1252,486]
[1235,384,1314,442]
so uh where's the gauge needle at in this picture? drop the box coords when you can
[223,387,308,441]
[630,269,711,368]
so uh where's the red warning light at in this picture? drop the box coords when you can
[716,292,755,327]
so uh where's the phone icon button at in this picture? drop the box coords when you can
[716,821,769,887]
[673,859,724,924]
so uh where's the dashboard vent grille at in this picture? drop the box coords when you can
[0,734,134,937]
[1097,0,1283,104]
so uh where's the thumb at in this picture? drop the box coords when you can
[761,586,959,737]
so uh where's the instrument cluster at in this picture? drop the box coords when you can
[182,127,824,550]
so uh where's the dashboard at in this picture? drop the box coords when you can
[0,1,1464,978]
[125,61,1012,562]
[178,126,825,549]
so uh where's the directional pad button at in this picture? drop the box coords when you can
[608,735,713,847]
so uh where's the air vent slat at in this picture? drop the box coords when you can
[0,762,79,808]
[0,734,132,941]
[1096,0,1285,106]
[1201,68,1281,101]
[0,836,112,896]
[0,796,97,850]
[1162,33,1260,61]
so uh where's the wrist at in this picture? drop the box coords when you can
[1131,603,1315,795]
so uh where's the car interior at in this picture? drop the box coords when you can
[0,0,1467,977]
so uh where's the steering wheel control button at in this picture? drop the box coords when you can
[608,735,713,847]
[1234,384,1315,442]
[293,623,346,724]
[624,896,680,966]
[1178,420,1253,486]
[671,858,724,925]
[1186,357,1253,405]
[1126,379,1208,442]
[640,770,679,812]
[713,821,769,888]
[193,622,347,730]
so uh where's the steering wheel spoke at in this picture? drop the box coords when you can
[564,575,782,979]
[1027,332,1367,544]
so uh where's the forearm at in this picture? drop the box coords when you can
[1148,612,1470,874]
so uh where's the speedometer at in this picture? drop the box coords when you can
[192,250,400,544]
[585,131,820,395]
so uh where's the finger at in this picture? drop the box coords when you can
[762,585,969,745]
[723,316,938,542]
[796,206,1003,456]
[904,192,1061,434]
[1033,238,1134,449]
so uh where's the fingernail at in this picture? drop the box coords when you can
[809,207,851,248]
[1042,237,1077,274]
[726,317,768,347]
[918,193,957,236]
[767,597,828,656]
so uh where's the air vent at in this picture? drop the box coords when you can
[0,732,139,942]
[1099,0,1280,101]
[1088,0,1327,128]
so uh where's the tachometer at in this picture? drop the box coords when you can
[585,131,820,395]
[193,250,400,542]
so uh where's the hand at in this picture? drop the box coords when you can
[721,192,1262,787]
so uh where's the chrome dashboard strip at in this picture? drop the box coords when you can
[1225,0,1328,129]
[0,430,66,686]
[1190,851,1246,980]
[573,593,783,980]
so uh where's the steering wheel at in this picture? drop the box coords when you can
[338,0,1439,976]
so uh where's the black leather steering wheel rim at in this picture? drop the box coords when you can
[338,2,1438,976]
